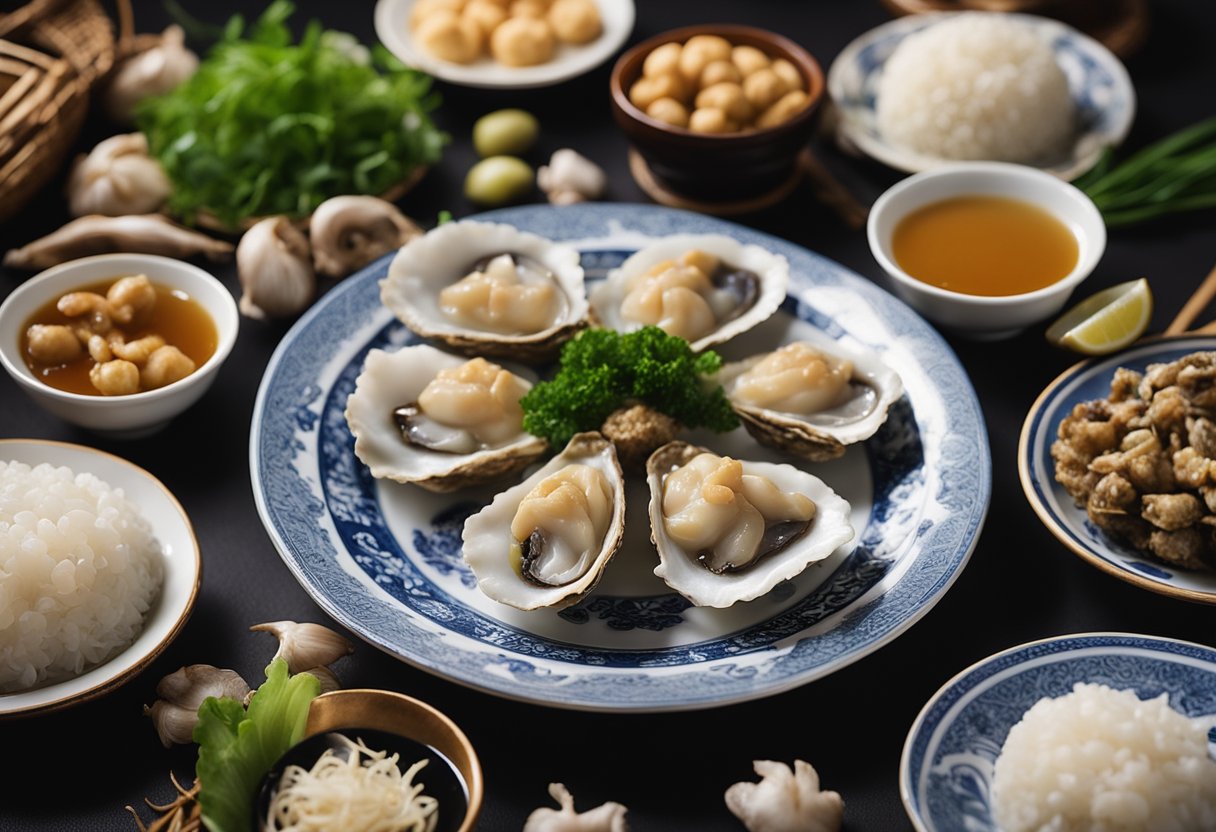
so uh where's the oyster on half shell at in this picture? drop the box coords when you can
[646,441,855,608]
[344,344,547,492]
[380,220,589,363]
[717,330,904,462]
[588,234,788,353]
[462,432,625,611]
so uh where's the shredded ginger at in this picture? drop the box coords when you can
[264,736,438,832]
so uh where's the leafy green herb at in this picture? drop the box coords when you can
[1076,117,1216,227]
[137,1,446,227]
[193,658,320,832]
[520,326,739,447]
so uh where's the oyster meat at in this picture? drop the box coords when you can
[345,344,546,492]
[717,332,903,462]
[380,220,589,362]
[589,234,788,353]
[646,441,854,608]
[462,432,625,611]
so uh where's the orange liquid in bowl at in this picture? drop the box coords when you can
[891,195,1080,297]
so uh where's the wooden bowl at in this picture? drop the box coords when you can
[609,24,825,204]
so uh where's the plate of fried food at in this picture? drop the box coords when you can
[1020,336,1216,603]
[374,0,636,89]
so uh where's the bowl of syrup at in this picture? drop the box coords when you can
[867,161,1106,340]
[0,253,238,437]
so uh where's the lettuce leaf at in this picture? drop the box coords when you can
[194,658,320,832]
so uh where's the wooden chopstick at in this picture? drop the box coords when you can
[1167,261,1216,335]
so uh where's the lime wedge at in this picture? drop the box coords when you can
[1046,278,1154,355]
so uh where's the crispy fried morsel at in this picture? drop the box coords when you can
[1094,513,1153,550]
[1177,360,1216,410]
[1188,417,1216,459]
[1142,493,1204,531]
[1148,527,1210,570]
[1056,400,1120,459]
[1109,367,1143,402]
[1141,352,1216,399]
[1089,472,1138,511]
[1147,386,1189,437]
[1051,439,1103,503]
[1202,485,1216,514]
[1091,430,1159,476]
[1125,451,1176,494]
[1109,398,1147,428]
[1173,447,1216,489]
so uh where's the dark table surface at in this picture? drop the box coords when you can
[3,1,1215,830]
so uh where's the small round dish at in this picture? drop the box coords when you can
[264,688,483,832]
[827,12,1135,181]
[0,439,201,718]
[0,253,239,438]
[373,0,636,90]
[900,632,1216,832]
[867,161,1105,340]
[1019,335,1216,604]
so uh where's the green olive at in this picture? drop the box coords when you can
[473,109,540,157]
[464,156,535,206]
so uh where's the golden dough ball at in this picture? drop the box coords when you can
[699,59,741,88]
[491,16,556,66]
[629,73,688,110]
[688,106,738,134]
[509,0,549,18]
[646,96,690,128]
[742,67,790,111]
[463,0,507,36]
[756,89,809,129]
[416,11,484,63]
[731,44,770,76]
[643,42,682,78]
[410,0,466,29]
[678,35,732,83]
[770,58,804,91]
[548,0,601,44]
[695,81,752,123]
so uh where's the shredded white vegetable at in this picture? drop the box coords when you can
[264,735,439,832]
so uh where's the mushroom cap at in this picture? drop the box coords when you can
[309,195,423,279]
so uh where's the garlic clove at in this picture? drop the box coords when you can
[250,620,355,674]
[309,195,423,279]
[537,149,607,206]
[298,665,343,695]
[66,133,172,217]
[104,25,200,124]
[523,783,629,832]
[724,760,844,832]
[155,664,251,711]
[236,217,316,320]
[144,700,202,749]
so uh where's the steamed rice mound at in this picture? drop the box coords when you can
[992,682,1216,832]
[0,460,164,692]
[876,13,1075,164]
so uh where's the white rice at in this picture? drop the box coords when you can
[875,13,1075,163]
[0,460,164,692]
[991,682,1216,832]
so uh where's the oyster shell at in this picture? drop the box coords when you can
[462,432,625,611]
[344,344,547,492]
[646,441,854,608]
[588,234,788,353]
[717,331,903,462]
[380,220,589,363]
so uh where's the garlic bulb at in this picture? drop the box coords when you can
[236,217,316,320]
[144,664,251,748]
[250,620,355,674]
[724,760,844,832]
[309,195,422,279]
[104,25,199,124]
[523,783,629,832]
[537,149,606,205]
[66,134,171,217]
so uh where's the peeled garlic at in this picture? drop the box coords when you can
[309,195,422,279]
[250,620,354,674]
[66,133,171,217]
[236,217,316,320]
[104,25,199,124]
[537,149,606,205]
[523,783,629,832]
[144,664,251,748]
[298,665,343,695]
[724,760,844,832]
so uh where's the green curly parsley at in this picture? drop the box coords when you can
[520,326,739,447]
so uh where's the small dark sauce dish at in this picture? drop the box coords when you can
[255,728,468,832]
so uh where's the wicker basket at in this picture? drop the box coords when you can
[0,0,140,225]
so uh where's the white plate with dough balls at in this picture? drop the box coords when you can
[0,439,200,717]
[375,0,636,89]
[827,11,1135,181]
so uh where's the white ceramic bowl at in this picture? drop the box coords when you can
[867,162,1106,340]
[0,254,239,437]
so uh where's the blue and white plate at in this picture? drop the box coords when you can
[901,632,1216,832]
[1020,336,1216,604]
[249,203,990,712]
[827,12,1135,181]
